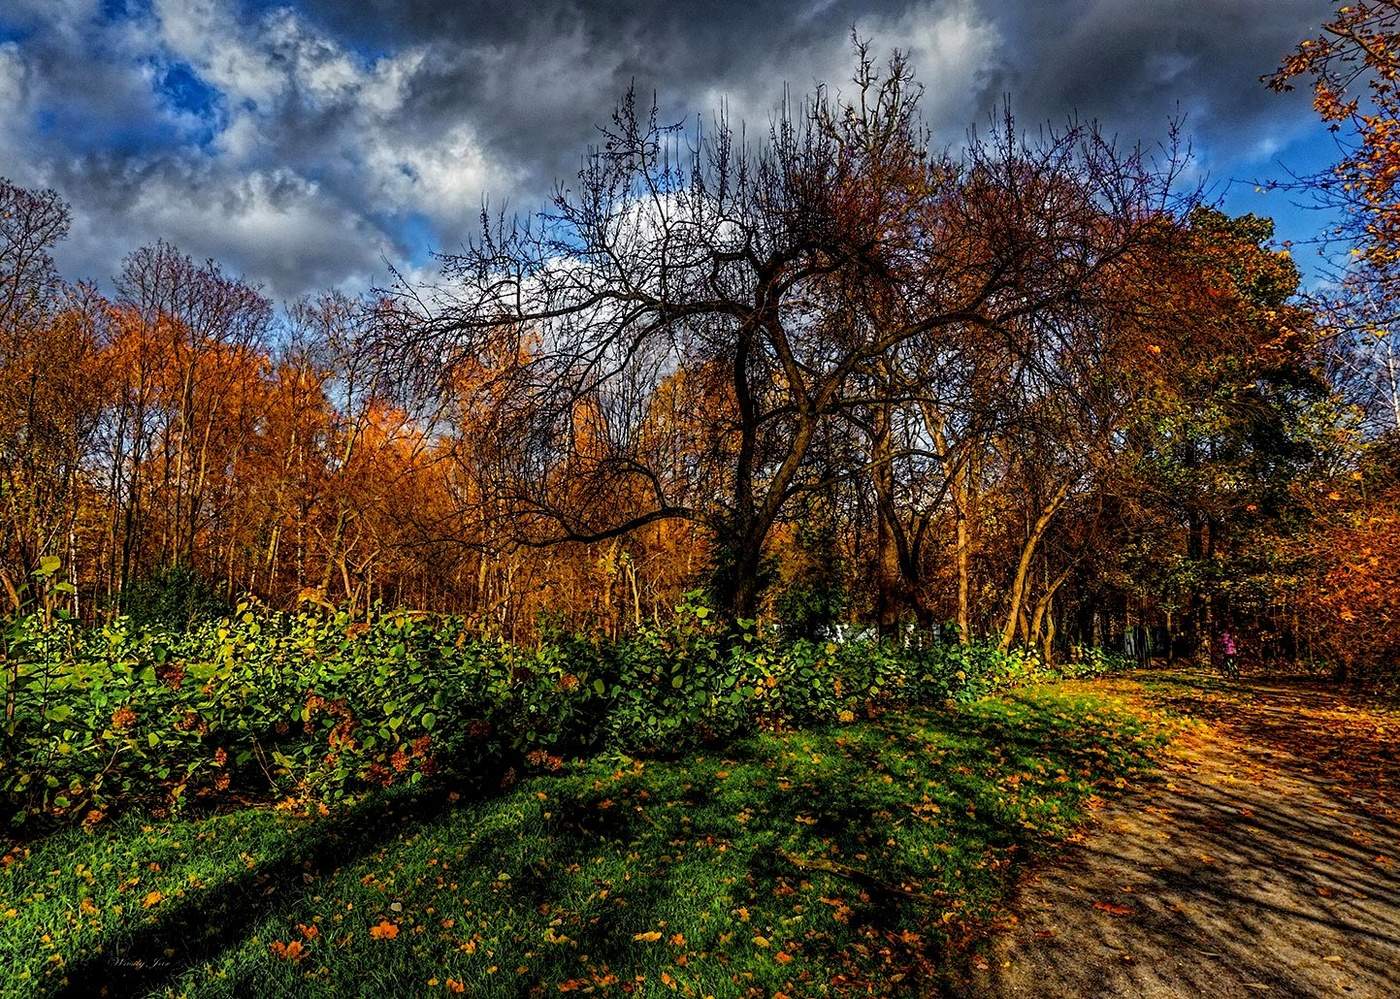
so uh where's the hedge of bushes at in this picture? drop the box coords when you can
[0,596,1131,829]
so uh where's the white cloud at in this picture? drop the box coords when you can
[694,1,1000,142]
[0,42,28,114]
[0,42,40,185]
[153,0,286,106]
[150,2,514,226]
[865,0,1000,130]
[54,164,396,300]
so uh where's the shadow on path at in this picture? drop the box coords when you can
[957,670,1400,999]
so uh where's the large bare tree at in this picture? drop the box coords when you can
[386,49,1183,622]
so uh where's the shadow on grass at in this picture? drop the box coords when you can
[51,691,1155,998]
[55,786,464,997]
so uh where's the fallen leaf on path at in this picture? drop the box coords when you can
[1092,901,1135,917]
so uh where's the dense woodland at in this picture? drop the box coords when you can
[1,37,1397,683]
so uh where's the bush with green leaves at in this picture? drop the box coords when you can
[112,563,230,628]
[0,593,1133,830]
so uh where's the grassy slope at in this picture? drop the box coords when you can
[2,682,1167,998]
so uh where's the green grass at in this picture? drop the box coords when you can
[2,683,1167,998]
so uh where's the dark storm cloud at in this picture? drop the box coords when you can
[295,0,1326,163]
[974,1,1326,158]
[0,0,1332,300]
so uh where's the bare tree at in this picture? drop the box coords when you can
[386,49,1183,623]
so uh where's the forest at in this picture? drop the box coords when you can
[1,4,1398,998]
[4,54,1396,673]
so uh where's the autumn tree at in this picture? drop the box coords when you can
[0,180,107,610]
[1271,1,1400,433]
[1269,4,1400,681]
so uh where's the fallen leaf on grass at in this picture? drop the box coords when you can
[369,920,399,940]
[632,931,662,942]
[269,939,306,961]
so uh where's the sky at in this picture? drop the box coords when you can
[0,0,1343,302]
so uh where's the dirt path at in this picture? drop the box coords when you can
[960,671,1400,999]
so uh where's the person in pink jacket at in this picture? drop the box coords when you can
[1219,630,1238,677]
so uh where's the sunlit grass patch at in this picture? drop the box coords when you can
[1,683,1168,998]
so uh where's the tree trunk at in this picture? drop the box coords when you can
[999,480,1072,651]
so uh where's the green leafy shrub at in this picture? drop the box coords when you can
[0,596,1135,829]
[115,564,229,628]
